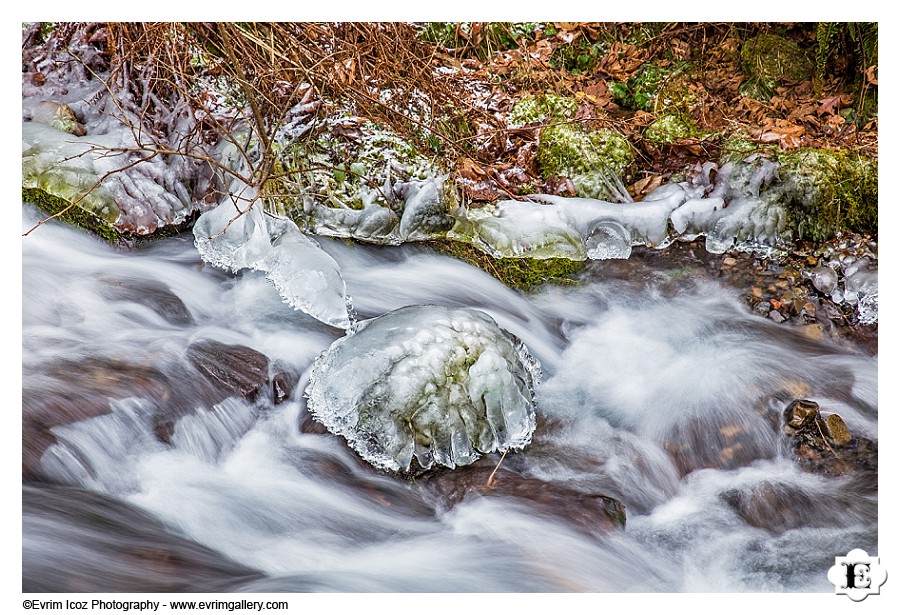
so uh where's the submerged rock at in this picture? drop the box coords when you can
[305,305,540,474]
[23,483,262,592]
[99,277,194,326]
[428,465,626,535]
[22,358,173,479]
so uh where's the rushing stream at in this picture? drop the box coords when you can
[22,202,877,593]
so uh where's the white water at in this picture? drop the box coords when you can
[21,203,877,593]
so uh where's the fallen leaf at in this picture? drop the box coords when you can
[542,175,577,197]
[457,157,488,181]
[817,95,852,116]
[865,65,878,85]
[630,175,664,199]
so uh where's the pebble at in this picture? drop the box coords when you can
[799,323,825,340]
[723,257,737,266]
[769,310,786,323]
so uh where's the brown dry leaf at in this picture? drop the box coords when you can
[515,141,539,171]
[579,81,612,107]
[530,39,554,61]
[542,175,577,197]
[457,157,488,182]
[817,95,852,116]
[457,178,504,202]
[600,42,647,80]
[865,65,878,85]
[672,138,708,157]
[756,120,805,149]
[630,175,664,200]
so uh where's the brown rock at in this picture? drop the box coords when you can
[99,277,194,326]
[186,340,269,399]
[721,481,816,532]
[783,399,818,433]
[782,400,877,477]
[429,465,626,535]
[822,413,852,447]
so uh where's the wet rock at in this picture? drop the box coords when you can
[99,277,194,326]
[663,416,777,476]
[22,358,172,479]
[185,340,270,400]
[721,481,817,533]
[428,464,626,535]
[721,476,876,536]
[783,399,819,433]
[822,413,852,447]
[23,483,263,592]
[271,368,295,405]
[782,399,877,477]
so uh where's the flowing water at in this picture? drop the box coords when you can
[21,203,877,593]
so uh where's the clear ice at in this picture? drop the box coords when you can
[22,122,198,234]
[304,305,540,473]
[296,158,793,262]
[193,193,353,330]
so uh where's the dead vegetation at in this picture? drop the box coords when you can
[23,22,877,212]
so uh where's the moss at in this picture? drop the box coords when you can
[424,239,584,291]
[23,186,125,244]
[536,123,633,200]
[609,62,693,112]
[509,94,578,125]
[713,137,876,241]
[644,114,701,146]
[273,117,442,218]
[778,148,877,241]
[719,135,776,164]
[740,33,814,83]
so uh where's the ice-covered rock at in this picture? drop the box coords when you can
[193,194,353,329]
[22,118,212,236]
[843,259,878,324]
[304,176,456,245]
[305,305,540,473]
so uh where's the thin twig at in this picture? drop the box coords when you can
[484,449,509,489]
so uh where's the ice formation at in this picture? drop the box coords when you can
[808,257,878,325]
[21,121,203,234]
[295,157,793,261]
[305,305,540,473]
[301,176,457,245]
[193,193,353,330]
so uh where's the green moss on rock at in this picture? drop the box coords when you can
[778,148,877,241]
[644,114,701,146]
[536,123,633,200]
[425,239,584,291]
[509,94,579,125]
[740,33,813,99]
[23,187,124,244]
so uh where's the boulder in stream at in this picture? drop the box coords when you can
[305,305,540,474]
